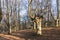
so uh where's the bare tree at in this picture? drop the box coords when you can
[17,0,20,30]
[28,0,43,35]
[56,0,60,27]
[0,0,2,22]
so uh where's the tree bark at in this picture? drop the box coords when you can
[36,17,42,35]
[56,0,60,27]
[0,0,2,22]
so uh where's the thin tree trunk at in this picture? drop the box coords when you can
[0,0,2,22]
[57,0,60,26]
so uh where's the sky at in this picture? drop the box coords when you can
[20,0,28,16]
[1,0,57,21]
[20,0,57,19]
[51,0,57,18]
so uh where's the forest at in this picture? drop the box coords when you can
[0,0,60,40]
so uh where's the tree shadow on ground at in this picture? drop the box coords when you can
[12,30,59,40]
[0,36,8,40]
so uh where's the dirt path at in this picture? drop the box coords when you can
[0,28,60,40]
[12,28,60,40]
[0,34,24,40]
[0,36,8,40]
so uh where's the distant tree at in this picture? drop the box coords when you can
[0,0,2,22]
[56,0,60,27]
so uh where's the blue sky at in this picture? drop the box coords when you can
[20,0,28,16]
[51,0,57,19]
[1,0,57,21]
[20,0,28,21]
[20,0,57,19]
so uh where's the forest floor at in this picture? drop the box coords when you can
[0,27,60,40]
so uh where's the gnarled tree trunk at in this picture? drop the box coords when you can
[28,0,42,35]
